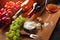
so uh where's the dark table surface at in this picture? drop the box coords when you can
[50,18,60,40]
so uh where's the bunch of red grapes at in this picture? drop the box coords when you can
[0,8,11,26]
[5,1,22,17]
[0,1,22,26]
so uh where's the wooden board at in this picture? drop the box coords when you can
[0,10,60,40]
[21,10,60,40]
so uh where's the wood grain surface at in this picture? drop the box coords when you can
[21,10,60,40]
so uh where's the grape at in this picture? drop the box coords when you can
[2,16,6,22]
[16,30,20,37]
[0,8,6,16]
[0,12,3,18]
[16,1,22,5]
[7,10,13,17]
[10,26,14,30]
[15,3,20,8]
[16,29,20,33]
[12,26,18,31]
[0,8,6,13]
[8,31,15,37]
[6,37,10,40]
[11,6,14,9]
[6,16,25,40]
[2,16,11,25]
[9,34,13,38]
[13,36,17,40]
[5,32,9,37]
[5,13,10,17]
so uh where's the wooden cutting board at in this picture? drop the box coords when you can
[0,10,60,40]
[21,10,60,40]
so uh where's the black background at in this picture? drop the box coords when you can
[50,18,60,40]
